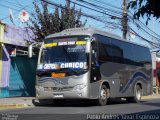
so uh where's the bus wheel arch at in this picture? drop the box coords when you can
[126,83,142,103]
[96,82,110,106]
[137,82,142,91]
[102,82,110,98]
[135,82,142,101]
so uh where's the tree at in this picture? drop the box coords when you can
[28,0,86,42]
[128,0,160,25]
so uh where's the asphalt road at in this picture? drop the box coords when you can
[1,98,160,120]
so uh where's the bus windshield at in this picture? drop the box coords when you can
[39,36,90,70]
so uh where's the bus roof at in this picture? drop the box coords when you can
[45,27,149,49]
[45,27,120,39]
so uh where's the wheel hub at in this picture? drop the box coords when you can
[101,89,107,100]
[136,89,141,100]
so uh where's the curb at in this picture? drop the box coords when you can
[0,104,33,109]
[142,95,160,100]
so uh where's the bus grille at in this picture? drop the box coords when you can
[44,87,73,91]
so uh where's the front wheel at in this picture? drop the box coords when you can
[96,85,109,106]
[32,99,53,106]
[126,85,142,103]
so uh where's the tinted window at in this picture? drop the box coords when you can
[93,34,151,66]
[132,45,151,66]
[99,43,113,62]
[110,39,124,63]
[121,42,135,65]
[138,47,151,65]
[132,45,142,66]
[93,34,112,62]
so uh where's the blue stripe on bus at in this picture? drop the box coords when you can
[38,77,67,85]
[120,71,149,93]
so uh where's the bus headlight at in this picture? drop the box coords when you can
[36,85,44,90]
[73,84,86,91]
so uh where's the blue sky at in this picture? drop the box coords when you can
[0,0,160,47]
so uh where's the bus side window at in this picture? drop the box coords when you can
[132,45,144,66]
[110,39,124,64]
[98,43,112,62]
[121,42,135,65]
[93,34,112,62]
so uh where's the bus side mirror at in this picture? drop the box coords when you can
[91,37,96,45]
[28,42,42,58]
[28,45,33,58]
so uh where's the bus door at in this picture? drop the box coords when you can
[90,40,101,98]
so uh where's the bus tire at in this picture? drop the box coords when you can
[32,99,53,106]
[126,85,142,103]
[96,85,109,106]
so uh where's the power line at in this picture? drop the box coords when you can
[2,0,155,47]
[3,0,22,8]
[75,0,160,44]
[128,26,160,48]
[0,0,38,21]
[2,0,159,48]
[40,0,159,48]
[77,0,122,16]
[82,0,160,40]
[89,0,160,37]
[0,3,20,11]
[92,0,123,11]
[71,0,122,18]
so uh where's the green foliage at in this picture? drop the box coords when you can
[28,0,86,42]
[128,0,160,25]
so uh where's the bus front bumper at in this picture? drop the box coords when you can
[36,85,90,99]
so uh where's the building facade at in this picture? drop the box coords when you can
[0,22,37,97]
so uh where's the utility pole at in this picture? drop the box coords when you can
[122,0,128,40]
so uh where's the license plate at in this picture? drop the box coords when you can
[53,94,64,98]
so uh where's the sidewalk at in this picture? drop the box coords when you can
[142,94,160,99]
[0,97,35,110]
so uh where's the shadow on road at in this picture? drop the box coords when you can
[141,102,160,108]
[32,98,148,107]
